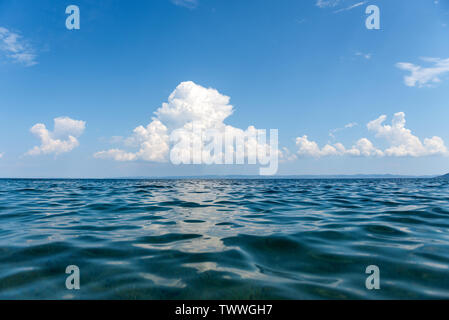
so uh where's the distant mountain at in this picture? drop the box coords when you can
[439,173,449,179]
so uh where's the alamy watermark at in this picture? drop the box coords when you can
[63,4,380,31]
[65,5,80,30]
[65,265,80,290]
[169,123,279,175]
[365,5,380,30]
[365,265,380,290]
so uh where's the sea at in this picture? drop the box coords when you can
[0,178,448,299]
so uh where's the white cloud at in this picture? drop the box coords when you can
[316,0,340,8]
[0,27,37,66]
[296,112,447,158]
[26,117,86,156]
[155,82,233,130]
[93,149,137,162]
[296,135,383,158]
[396,57,449,87]
[95,81,277,163]
[296,135,335,157]
[334,1,367,13]
[345,122,358,129]
[329,122,358,138]
[367,112,447,157]
[279,147,298,162]
[355,52,372,60]
[171,0,198,8]
[109,119,169,162]
[350,138,384,157]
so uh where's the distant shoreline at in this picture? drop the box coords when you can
[0,174,446,180]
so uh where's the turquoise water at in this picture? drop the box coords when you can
[0,178,448,299]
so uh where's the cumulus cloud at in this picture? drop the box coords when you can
[0,27,37,66]
[396,57,449,87]
[296,136,383,158]
[296,135,334,157]
[26,117,86,156]
[367,112,447,157]
[296,112,447,158]
[350,138,384,157]
[279,147,298,162]
[96,119,169,162]
[95,81,278,164]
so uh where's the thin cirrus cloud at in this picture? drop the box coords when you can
[396,57,449,87]
[316,0,368,14]
[315,0,341,8]
[329,122,358,139]
[26,117,86,156]
[334,1,367,13]
[95,81,279,163]
[0,27,37,67]
[171,0,198,9]
[355,52,372,60]
[296,112,447,158]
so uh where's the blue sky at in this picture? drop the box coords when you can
[1,0,448,177]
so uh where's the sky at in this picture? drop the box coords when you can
[0,0,448,177]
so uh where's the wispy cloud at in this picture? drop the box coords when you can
[0,27,37,67]
[316,0,368,14]
[334,1,367,13]
[316,0,341,8]
[355,51,372,60]
[329,122,358,139]
[396,57,449,87]
[171,0,198,9]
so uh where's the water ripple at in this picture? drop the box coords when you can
[0,178,448,299]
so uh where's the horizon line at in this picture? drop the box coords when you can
[0,173,446,180]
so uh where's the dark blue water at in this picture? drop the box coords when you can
[0,178,448,299]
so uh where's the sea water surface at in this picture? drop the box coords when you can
[0,178,449,299]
